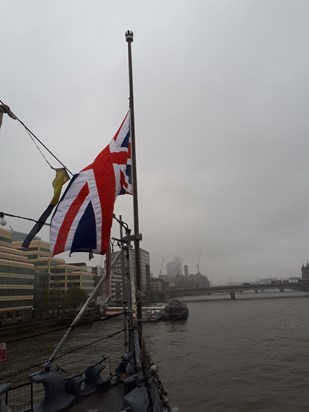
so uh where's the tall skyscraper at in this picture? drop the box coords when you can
[166,257,183,277]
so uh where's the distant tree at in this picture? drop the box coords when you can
[66,287,88,309]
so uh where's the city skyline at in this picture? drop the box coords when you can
[2,1,309,283]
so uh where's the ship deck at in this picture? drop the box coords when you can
[65,382,125,412]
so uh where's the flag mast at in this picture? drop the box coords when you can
[125,31,143,345]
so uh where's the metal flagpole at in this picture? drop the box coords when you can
[119,215,128,348]
[125,30,144,354]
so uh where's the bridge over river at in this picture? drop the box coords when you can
[151,280,309,301]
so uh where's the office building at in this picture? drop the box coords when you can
[0,228,35,325]
[109,247,150,302]
[0,228,96,324]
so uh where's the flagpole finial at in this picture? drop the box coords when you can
[125,30,134,43]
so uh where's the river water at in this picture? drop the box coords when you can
[143,291,309,412]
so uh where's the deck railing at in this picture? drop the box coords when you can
[2,312,126,412]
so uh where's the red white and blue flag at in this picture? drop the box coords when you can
[50,112,132,257]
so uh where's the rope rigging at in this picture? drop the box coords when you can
[0,99,73,176]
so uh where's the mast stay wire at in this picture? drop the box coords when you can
[0,99,73,176]
[25,128,56,171]
[0,103,126,231]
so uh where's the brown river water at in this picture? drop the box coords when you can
[1,291,308,412]
[144,291,309,412]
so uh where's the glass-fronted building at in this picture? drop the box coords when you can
[0,228,96,325]
[0,228,35,325]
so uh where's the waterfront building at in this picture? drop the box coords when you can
[150,271,210,301]
[150,277,164,292]
[109,248,150,302]
[301,263,309,280]
[12,240,96,296]
[0,227,35,325]
[0,229,96,324]
[194,272,210,288]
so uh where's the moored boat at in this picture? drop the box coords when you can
[143,310,162,323]
[162,299,189,321]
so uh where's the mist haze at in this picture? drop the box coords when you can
[1,1,309,284]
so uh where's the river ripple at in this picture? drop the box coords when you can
[143,292,309,412]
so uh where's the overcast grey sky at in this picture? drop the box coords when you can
[1,1,309,284]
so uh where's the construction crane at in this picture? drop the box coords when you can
[159,258,165,275]
[196,249,201,275]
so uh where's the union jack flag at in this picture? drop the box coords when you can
[50,112,132,257]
